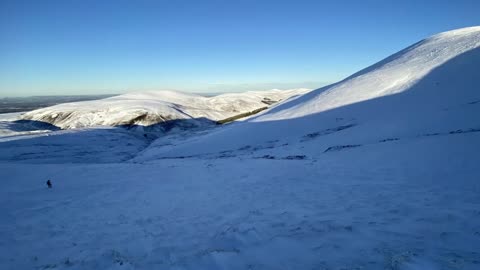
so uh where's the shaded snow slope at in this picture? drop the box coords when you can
[20,89,310,131]
[0,127,148,163]
[1,133,480,269]
[134,26,480,160]
[0,112,60,137]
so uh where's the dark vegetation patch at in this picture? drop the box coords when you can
[301,124,356,141]
[237,145,252,151]
[124,113,164,125]
[448,128,480,134]
[252,145,275,151]
[283,155,307,160]
[216,107,268,125]
[420,128,480,138]
[121,117,215,135]
[156,155,198,160]
[261,98,278,105]
[324,144,361,153]
[36,111,76,126]
[379,138,400,143]
[254,154,307,160]
[257,155,276,159]
[323,127,480,154]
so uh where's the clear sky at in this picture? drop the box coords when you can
[0,0,479,97]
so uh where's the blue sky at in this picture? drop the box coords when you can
[0,0,479,97]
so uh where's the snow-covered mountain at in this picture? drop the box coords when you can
[20,89,310,131]
[135,26,480,160]
[1,27,480,270]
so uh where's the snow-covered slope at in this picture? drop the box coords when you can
[135,26,480,160]
[2,27,480,270]
[2,136,480,269]
[257,26,480,121]
[0,112,59,137]
[20,89,310,131]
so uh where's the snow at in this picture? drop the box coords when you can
[134,26,480,159]
[257,26,480,121]
[1,26,480,270]
[0,112,58,137]
[20,89,311,131]
[1,134,480,269]
[0,127,148,163]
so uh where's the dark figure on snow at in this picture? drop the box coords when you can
[46,180,52,188]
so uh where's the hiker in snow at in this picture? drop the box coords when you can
[46,180,52,188]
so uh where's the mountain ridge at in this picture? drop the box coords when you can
[20,88,311,132]
[133,26,480,160]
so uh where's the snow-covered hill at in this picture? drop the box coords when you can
[1,27,480,270]
[134,26,480,160]
[257,26,480,121]
[20,89,310,132]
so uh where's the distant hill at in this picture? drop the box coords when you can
[20,89,310,132]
